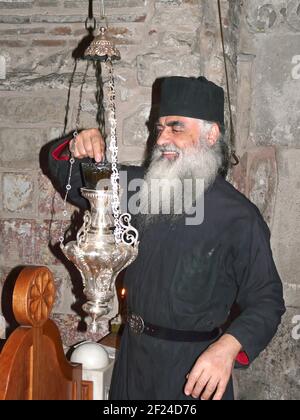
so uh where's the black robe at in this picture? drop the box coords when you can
[48,141,285,400]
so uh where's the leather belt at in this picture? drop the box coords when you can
[127,313,220,342]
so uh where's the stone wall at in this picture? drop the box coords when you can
[0,313,5,338]
[0,0,299,400]
[0,0,237,344]
[232,0,300,400]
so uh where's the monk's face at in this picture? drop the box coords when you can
[155,116,202,161]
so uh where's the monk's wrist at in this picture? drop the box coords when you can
[213,333,243,360]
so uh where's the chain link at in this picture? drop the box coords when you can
[59,133,77,247]
[59,60,91,247]
[59,134,77,242]
[105,59,122,244]
[95,61,107,145]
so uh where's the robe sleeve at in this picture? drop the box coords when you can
[226,214,285,365]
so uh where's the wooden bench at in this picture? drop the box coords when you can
[0,266,93,400]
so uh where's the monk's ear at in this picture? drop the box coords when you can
[207,123,220,146]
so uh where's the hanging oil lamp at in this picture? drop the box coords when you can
[59,1,139,334]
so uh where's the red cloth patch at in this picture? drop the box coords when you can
[236,351,249,366]
[51,139,70,161]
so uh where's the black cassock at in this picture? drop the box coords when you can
[48,147,285,400]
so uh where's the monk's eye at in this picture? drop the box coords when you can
[172,126,184,133]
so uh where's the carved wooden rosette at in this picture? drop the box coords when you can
[13,266,55,328]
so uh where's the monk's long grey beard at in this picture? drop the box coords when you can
[137,139,222,229]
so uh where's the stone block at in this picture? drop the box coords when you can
[137,53,201,87]
[34,48,72,73]
[0,27,45,36]
[230,152,248,197]
[49,266,75,314]
[64,0,146,8]
[123,104,151,147]
[0,72,94,92]
[72,98,98,130]
[0,220,35,265]
[230,147,277,226]
[0,315,5,339]
[235,308,300,400]
[0,0,33,8]
[0,128,47,169]
[31,13,147,24]
[36,0,60,6]
[155,0,184,3]
[283,283,300,309]
[271,149,300,307]
[34,220,69,266]
[236,54,256,153]
[0,265,11,316]
[51,269,64,313]
[0,40,28,48]
[106,13,147,24]
[49,26,72,36]
[287,0,300,31]
[0,15,30,23]
[0,95,67,125]
[104,26,137,45]
[113,65,144,103]
[0,55,6,79]
[153,2,202,28]
[0,45,69,74]
[0,266,9,288]
[247,147,277,227]
[2,172,36,215]
[38,172,78,219]
[0,266,11,316]
[32,15,85,23]
[161,31,197,49]
[118,146,145,166]
[32,40,67,47]
[251,34,300,147]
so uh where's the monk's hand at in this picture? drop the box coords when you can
[184,334,242,401]
[69,128,105,163]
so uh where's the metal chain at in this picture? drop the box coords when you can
[59,144,76,248]
[59,62,90,248]
[95,61,107,145]
[105,59,122,243]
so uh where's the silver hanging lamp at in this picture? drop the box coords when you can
[59,0,139,335]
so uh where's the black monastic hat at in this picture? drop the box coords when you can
[159,76,224,126]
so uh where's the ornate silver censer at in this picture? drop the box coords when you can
[62,184,138,334]
[59,1,139,334]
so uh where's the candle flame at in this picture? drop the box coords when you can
[121,288,126,298]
